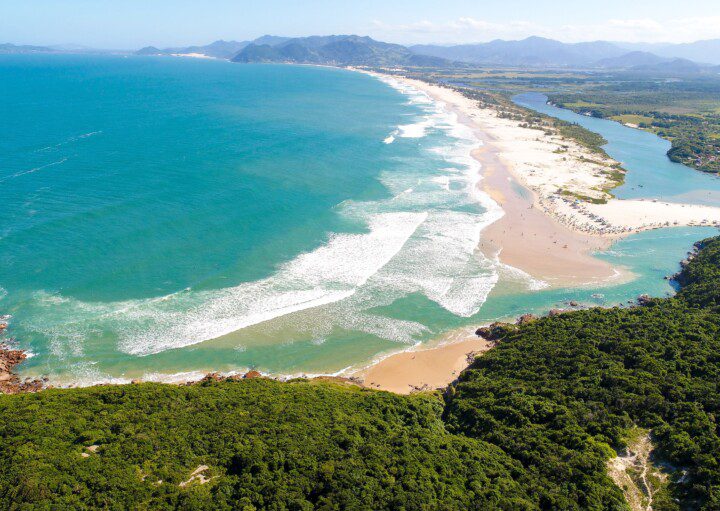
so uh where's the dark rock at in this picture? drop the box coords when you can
[1,344,44,394]
[516,314,537,325]
[637,294,653,305]
[476,322,516,341]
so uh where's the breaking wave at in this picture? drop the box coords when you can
[18,72,546,372]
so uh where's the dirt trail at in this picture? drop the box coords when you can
[607,432,667,511]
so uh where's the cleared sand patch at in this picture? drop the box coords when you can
[179,465,215,488]
[607,430,670,511]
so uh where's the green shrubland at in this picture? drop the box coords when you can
[3,237,720,510]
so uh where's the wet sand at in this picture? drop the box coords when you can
[355,330,492,394]
[473,140,622,286]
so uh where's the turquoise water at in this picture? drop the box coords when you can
[1,56,716,383]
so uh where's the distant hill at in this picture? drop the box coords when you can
[618,39,720,65]
[410,36,627,67]
[660,39,720,65]
[595,51,670,68]
[632,57,704,74]
[232,35,448,67]
[135,46,164,56]
[135,39,251,59]
[0,43,55,54]
[251,35,291,47]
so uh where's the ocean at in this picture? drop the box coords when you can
[1,55,716,384]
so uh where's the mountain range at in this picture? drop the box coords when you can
[616,39,720,65]
[410,36,628,67]
[144,35,720,71]
[409,36,718,70]
[5,35,720,71]
[230,35,446,66]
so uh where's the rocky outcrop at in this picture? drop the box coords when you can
[476,322,517,342]
[516,314,537,325]
[637,294,653,306]
[200,372,223,382]
[0,345,43,394]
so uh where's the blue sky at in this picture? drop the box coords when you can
[3,0,720,48]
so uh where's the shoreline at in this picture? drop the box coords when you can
[367,70,627,287]
[5,65,718,396]
[376,73,720,275]
[3,68,628,395]
[350,326,493,394]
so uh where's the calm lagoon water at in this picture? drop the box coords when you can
[514,92,720,206]
[0,56,716,383]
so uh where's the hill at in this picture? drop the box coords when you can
[135,40,250,59]
[595,50,669,68]
[3,234,720,509]
[410,36,628,67]
[232,35,448,66]
[633,57,704,74]
[619,39,720,65]
[0,43,55,54]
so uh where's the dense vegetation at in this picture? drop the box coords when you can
[446,236,720,510]
[0,380,532,510]
[550,85,720,173]
[2,236,720,510]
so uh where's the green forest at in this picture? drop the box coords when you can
[549,85,720,173]
[2,236,720,510]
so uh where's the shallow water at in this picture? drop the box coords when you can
[1,57,716,383]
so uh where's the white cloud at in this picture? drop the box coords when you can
[368,16,720,45]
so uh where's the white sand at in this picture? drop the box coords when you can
[377,74,720,236]
[170,53,216,59]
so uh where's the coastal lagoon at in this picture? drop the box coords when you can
[515,92,720,206]
[1,55,716,383]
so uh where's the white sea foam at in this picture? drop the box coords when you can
[0,158,68,183]
[29,212,427,357]
[22,72,547,371]
[397,118,436,138]
[36,131,103,152]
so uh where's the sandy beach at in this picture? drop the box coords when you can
[472,138,621,286]
[354,328,493,394]
[349,70,720,394]
[380,74,720,275]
